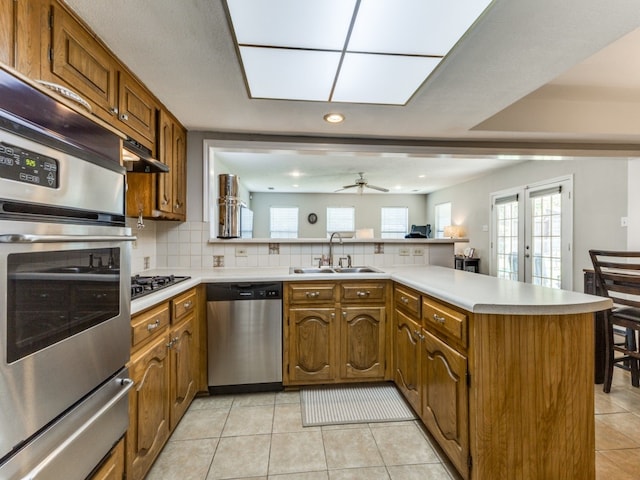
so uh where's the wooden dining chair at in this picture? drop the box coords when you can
[589,250,640,393]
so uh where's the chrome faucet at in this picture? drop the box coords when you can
[329,231,343,266]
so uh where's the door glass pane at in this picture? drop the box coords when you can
[530,192,562,288]
[495,200,518,280]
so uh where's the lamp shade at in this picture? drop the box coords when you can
[443,225,464,238]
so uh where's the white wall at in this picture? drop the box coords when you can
[628,159,640,250]
[425,158,629,290]
[250,192,427,238]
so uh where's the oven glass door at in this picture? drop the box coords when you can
[7,247,120,363]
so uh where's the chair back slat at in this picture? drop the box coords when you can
[589,250,640,308]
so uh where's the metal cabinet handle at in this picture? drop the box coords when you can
[147,319,161,331]
[356,290,370,297]
[400,296,409,304]
[119,113,129,121]
[305,291,320,298]
[414,329,425,341]
[183,300,193,309]
[109,106,118,115]
[433,313,446,324]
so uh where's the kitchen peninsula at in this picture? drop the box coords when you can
[133,265,610,480]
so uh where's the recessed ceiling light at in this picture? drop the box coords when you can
[292,184,299,188]
[324,113,345,124]
[418,174,426,178]
[291,171,302,177]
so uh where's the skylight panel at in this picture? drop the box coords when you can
[226,0,493,105]
[240,47,341,101]
[333,53,441,105]
[226,0,355,50]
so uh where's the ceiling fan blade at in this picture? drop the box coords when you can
[342,184,358,189]
[366,184,389,192]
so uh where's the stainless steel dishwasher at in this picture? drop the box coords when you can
[207,282,283,394]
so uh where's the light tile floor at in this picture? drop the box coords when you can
[146,373,640,480]
[147,389,458,480]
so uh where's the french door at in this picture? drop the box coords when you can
[491,177,573,289]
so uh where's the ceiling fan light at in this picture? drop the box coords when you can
[323,113,345,123]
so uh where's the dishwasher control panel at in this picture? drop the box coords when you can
[207,282,282,301]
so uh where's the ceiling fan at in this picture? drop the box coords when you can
[335,172,389,193]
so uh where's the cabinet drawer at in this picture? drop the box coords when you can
[131,303,170,348]
[341,282,386,303]
[394,285,421,317]
[422,297,467,347]
[172,288,196,323]
[288,283,336,304]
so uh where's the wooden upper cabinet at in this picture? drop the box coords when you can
[0,0,13,66]
[47,2,158,149]
[0,0,46,78]
[155,108,187,219]
[157,109,173,214]
[118,69,156,145]
[172,122,187,217]
[48,2,118,120]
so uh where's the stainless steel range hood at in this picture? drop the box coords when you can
[122,137,169,173]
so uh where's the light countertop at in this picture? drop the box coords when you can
[131,265,612,316]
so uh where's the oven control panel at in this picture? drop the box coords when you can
[0,142,58,189]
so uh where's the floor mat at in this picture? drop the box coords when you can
[300,383,416,427]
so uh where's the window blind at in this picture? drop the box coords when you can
[381,207,408,238]
[270,207,298,238]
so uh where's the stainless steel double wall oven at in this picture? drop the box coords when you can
[0,68,134,479]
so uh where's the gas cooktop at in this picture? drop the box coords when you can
[131,275,190,300]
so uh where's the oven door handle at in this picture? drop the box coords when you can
[0,234,137,243]
[24,378,134,480]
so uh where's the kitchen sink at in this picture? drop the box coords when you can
[290,267,335,274]
[289,266,381,274]
[333,266,381,273]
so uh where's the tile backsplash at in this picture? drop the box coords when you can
[130,219,451,274]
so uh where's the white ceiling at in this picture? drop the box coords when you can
[64,0,640,193]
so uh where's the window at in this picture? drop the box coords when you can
[240,206,254,239]
[269,207,298,238]
[434,202,451,239]
[326,207,354,236]
[494,194,519,281]
[381,207,408,238]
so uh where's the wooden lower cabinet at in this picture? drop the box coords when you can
[340,306,386,380]
[89,437,125,480]
[421,329,469,477]
[393,309,421,413]
[127,332,171,480]
[284,280,389,386]
[169,314,197,430]
[287,307,336,383]
[392,283,596,480]
[126,287,202,480]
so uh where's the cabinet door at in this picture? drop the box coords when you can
[421,329,469,479]
[287,307,336,384]
[157,109,173,215]
[127,333,170,480]
[171,122,187,217]
[49,3,117,121]
[117,70,156,145]
[394,309,421,413]
[169,315,197,430]
[0,0,13,66]
[340,306,386,380]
